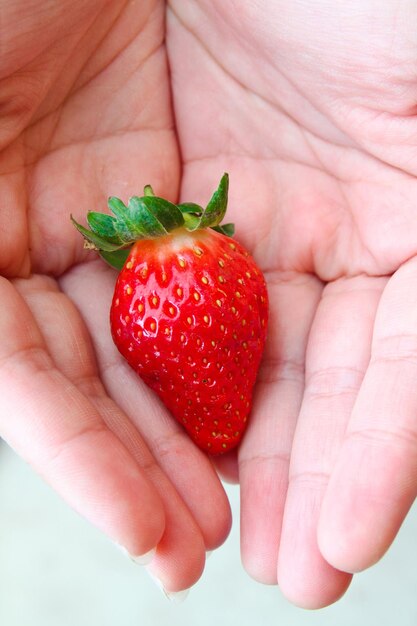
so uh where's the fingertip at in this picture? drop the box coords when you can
[278,572,352,610]
[146,533,206,594]
[121,500,166,561]
[317,511,384,574]
[317,519,355,574]
[241,554,278,586]
[317,462,397,574]
[146,569,192,603]
[276,482,354,610]
[203,497,232,551]
[116,544,157,566]
[277,539,353,609]
[194,453,233,551]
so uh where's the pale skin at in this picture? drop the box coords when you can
[1,0,417,608]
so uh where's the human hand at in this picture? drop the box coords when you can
[0,0,232,594]
[168,0,417,607]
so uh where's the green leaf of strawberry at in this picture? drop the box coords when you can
[72,174,268,454]
[196,171,229,230]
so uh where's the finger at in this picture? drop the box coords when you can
[238,271,322,585]
[0,276,165,558]
[16,273,207,591]
[319,258,417,573]
[278,276,385,608]
[59,260,232,552]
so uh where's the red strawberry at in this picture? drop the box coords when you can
[72,175,268,454]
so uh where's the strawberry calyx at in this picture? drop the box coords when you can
[71,173,234,270]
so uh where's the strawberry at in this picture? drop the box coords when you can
[72,174,268,454]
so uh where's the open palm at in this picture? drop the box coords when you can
[2,0,417,607]
[0,0,231,595]
[168,0,417,608]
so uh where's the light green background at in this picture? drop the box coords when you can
[1,441,415,626]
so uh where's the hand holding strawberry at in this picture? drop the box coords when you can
[5,0,417,610]
[73,175,268,454]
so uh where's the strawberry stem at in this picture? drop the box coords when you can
[72,173,232,270]
[143,185,155,197]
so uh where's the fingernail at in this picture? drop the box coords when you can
[147,571,190,603]
[130,547,157,565]
[116,543,157,566]
[164,588,190,604]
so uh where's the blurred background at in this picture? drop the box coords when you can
[1,440,416,626]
